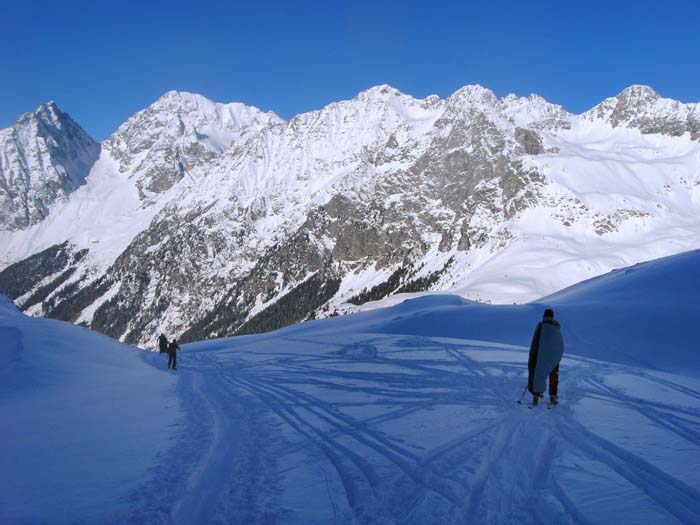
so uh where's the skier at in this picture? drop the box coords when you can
[167,340,180,370]
[528,308,564,406]
[158,333,168,353]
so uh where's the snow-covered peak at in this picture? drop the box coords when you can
[352,83,403,101]
[447,84,498,108]
[331,84,443,118]
[616,84,661,103]
[196,84,447,222]
[282,84,444,151]
[109,90,283,152]
[496,92,572,128]
[148,90,284,129]
[149,90,221,115]
[583,84,699,138]
[10,100,86,143]
[22,100,62,126]
[584,85,660,121]
[103,91,284,199]
[0,101,100,231]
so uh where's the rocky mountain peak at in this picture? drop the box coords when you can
[117,90,284,139]
[14,101,76,137]
[583,85,699,138]
[354,84,403,100]
[150,90,214,113]
[615,84,660,104]
[447,84,498,108]
[104,91,284,200]
[148,90,283,125]
[28,100,61,123]
[345,84,434,116]
[280,85,444,169]
[496,93,572,129]
[0,101,100,231]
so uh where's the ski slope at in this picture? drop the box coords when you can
[2,251,699,523]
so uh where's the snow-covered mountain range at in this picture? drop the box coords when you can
[1,84,699,346]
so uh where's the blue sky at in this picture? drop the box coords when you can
[1,0,698,140]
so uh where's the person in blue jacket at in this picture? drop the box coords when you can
[528,308,564,406]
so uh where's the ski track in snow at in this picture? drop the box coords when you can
[133,334,700,524]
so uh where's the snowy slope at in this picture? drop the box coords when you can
[0,294,180,523]
[353,249,700,373]
[1,85,699,347]
[162,250,700,522]
[2,252,698,523]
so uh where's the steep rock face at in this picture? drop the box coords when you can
[0,103,100,230]
[1,84,699,347]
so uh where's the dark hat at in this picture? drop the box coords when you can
[543,308,554,318]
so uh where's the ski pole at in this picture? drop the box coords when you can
[517,385,528,404]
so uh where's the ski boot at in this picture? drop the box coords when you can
[549,394,558,406]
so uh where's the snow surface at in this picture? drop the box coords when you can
[0,297,180,523]
[1,250,699,523]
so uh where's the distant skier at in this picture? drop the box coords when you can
[158,333,168,353]
[528,308,564,406]
[167,340,180,370]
